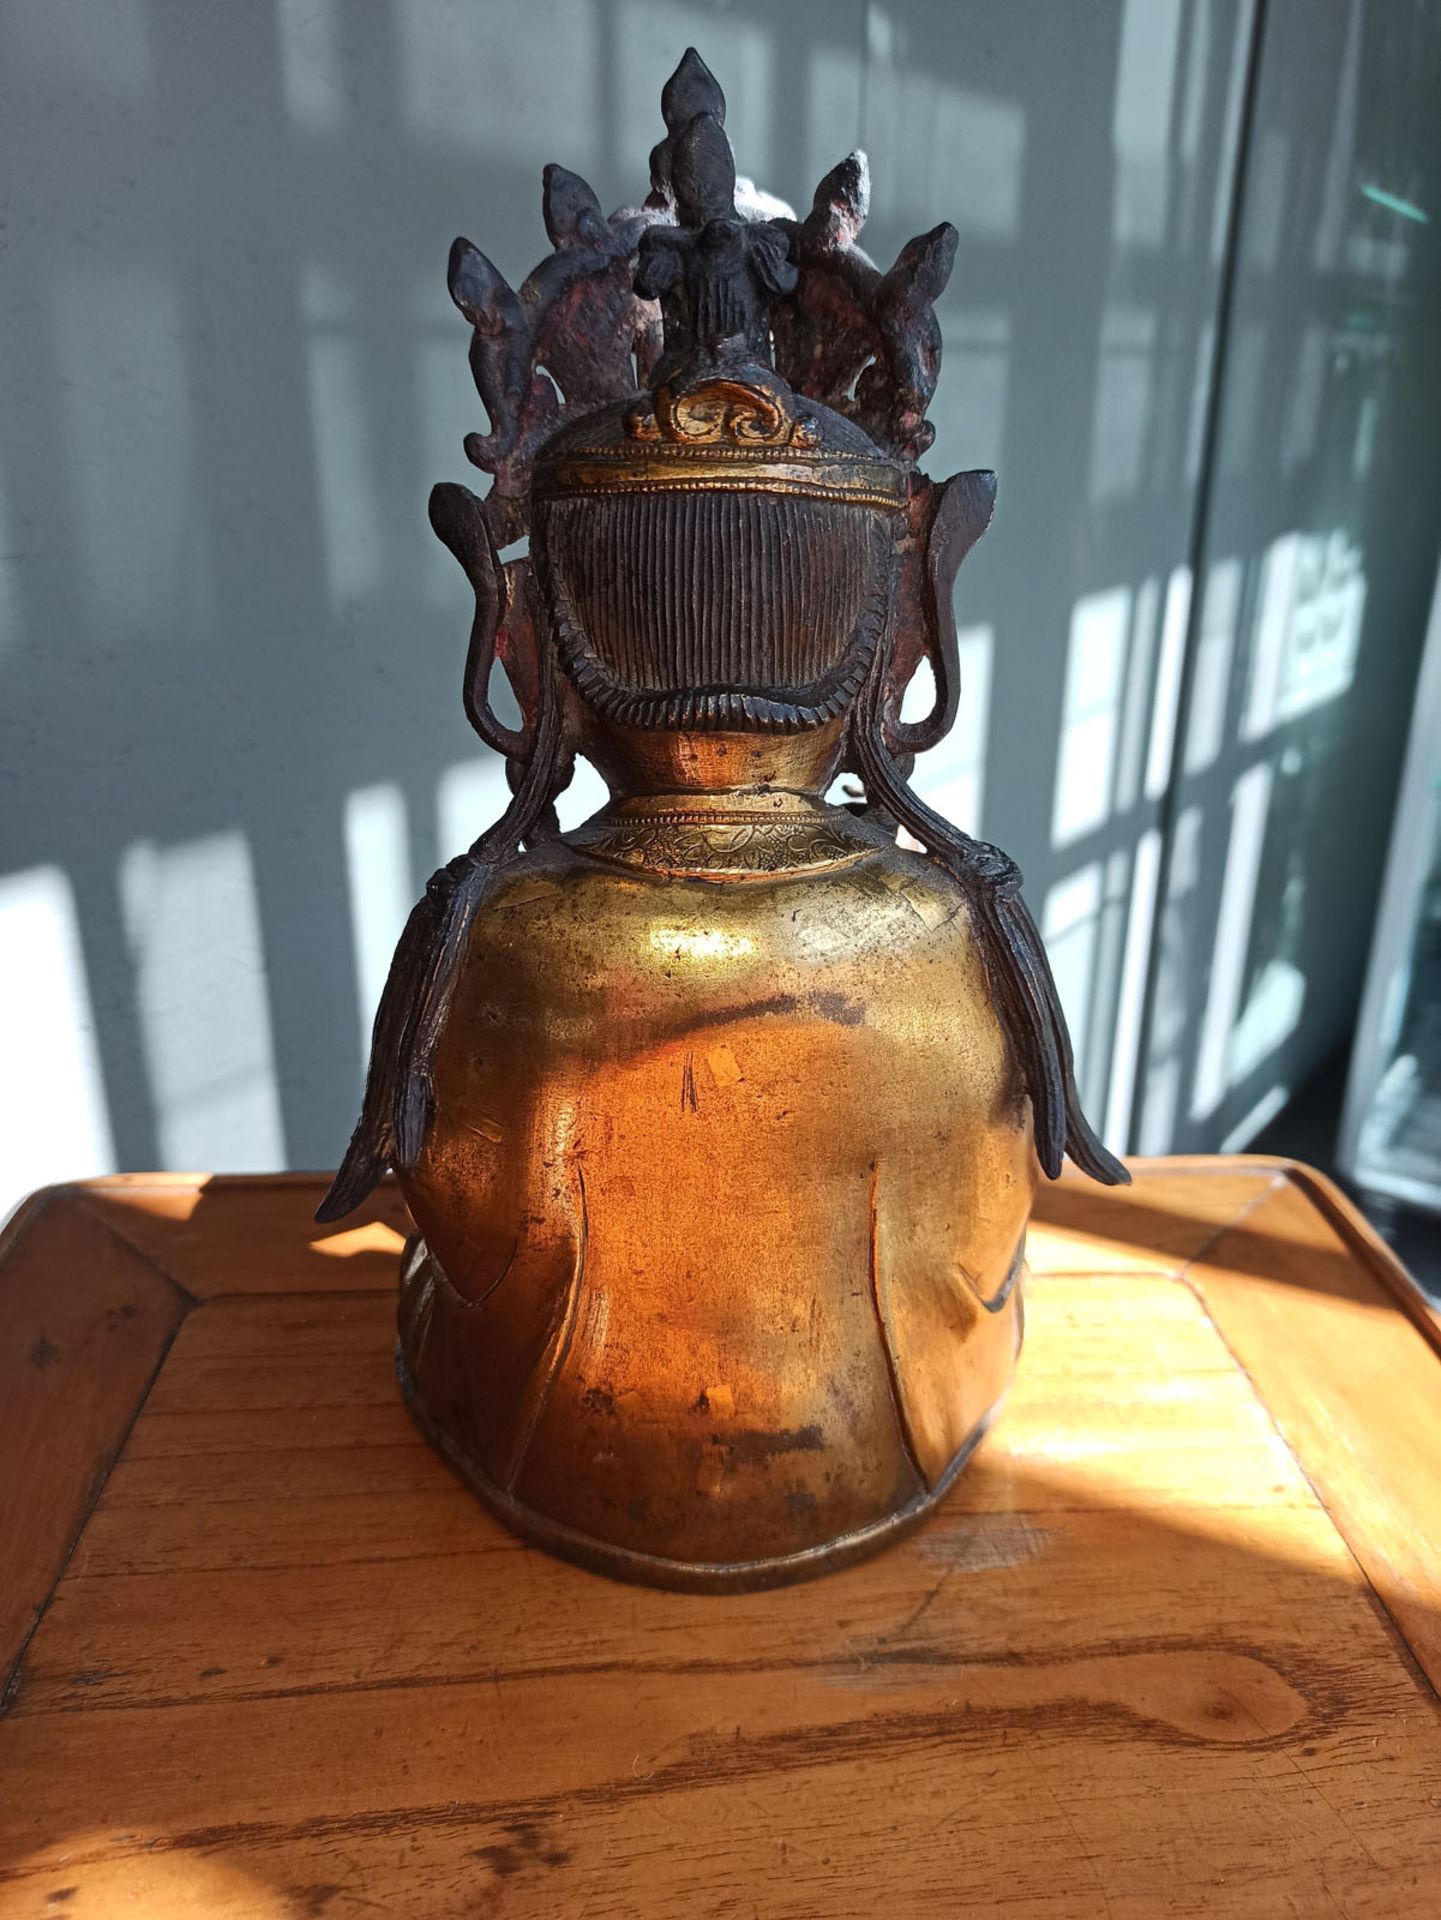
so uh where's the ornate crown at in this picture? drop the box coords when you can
[447,49,955,524]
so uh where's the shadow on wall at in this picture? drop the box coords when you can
[1,0,1439,1214]
[1115,0,1441,1161]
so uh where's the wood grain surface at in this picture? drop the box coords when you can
[1,1160,1438,1918]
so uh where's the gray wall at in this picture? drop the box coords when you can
[1135,0,1441,1153]
[2,0,1438,1209]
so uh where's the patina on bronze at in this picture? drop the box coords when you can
[319,50,1128,1590]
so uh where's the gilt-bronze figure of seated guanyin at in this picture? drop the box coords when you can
[318,48,1127,1590]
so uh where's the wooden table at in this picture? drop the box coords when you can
[2,1160,1439,1918]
